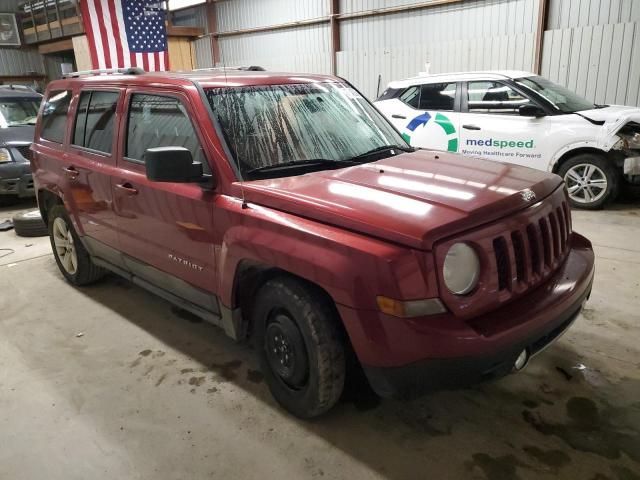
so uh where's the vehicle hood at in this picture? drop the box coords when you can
[577,105,640,136]
[240,150,562,250]
[0,125,35,146]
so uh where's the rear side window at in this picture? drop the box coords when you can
[376,87,402,101]
[467,81,530,114]
[73,91,119,154]
[399,86,420,108]
[419,83,456,111]
[125,93,207,170]
[41,90,72,143]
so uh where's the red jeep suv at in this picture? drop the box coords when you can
[31,68,595,418]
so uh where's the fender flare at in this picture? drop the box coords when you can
[549,142,610,172]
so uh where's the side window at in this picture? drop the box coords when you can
[41,90,72,143]
[126,93,208,172]
[72,92,91,146]
[399,86,420,108]
[419,83,456,111]
[85,92,119,153]
[467,81,530,114]
[73,91,119,154]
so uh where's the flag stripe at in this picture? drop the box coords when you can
[85,0,106,69]
[100,0,118,69]
[92,0,112,68]
[113,3,131,68]
[108,0,125,68]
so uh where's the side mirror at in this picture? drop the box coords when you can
[519,104,545,118]
[145,147,203,183]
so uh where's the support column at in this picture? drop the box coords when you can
[330,0,340,75]
[207,0,221,66]
[533,0,548,74]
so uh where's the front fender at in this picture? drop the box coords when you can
[549,141,610,171]
[214,196,437,310]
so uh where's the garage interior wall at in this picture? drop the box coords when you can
[0,0,46,80]
[338,0,538,98]
[186,0,540,99]
[541,0,640,106]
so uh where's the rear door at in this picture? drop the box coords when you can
[112,88,219,310]
[65,89,122,254]
[377,82,460,153]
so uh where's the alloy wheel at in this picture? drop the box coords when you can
[564,163,608,204]
[52,217,78,275]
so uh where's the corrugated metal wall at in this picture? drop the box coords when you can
[215,0,331,74]
[171,4,209,32]
[0,48,45,76]
[541,0,640,106]
[188,0,541,98]
[216,0,328,29]
[339,0,539,98]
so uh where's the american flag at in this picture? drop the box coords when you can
[80,0,169,72]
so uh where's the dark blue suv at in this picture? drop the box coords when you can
[0,85,42,202]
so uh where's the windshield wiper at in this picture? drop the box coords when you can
[247,158,358,176]
[350,145,412,162]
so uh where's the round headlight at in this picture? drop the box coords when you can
[443,242,480,295]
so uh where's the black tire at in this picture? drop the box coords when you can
[557,153,619,209]
[12,209,48,237]
[253,277,345,418]
[48,204,105,286]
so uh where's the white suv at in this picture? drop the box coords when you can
[374,71,640,209]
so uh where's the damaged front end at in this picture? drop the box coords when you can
[612,121,640,182]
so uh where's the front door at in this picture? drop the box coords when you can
[380,81,460,153]
[458,80,551,170]
[113,90,218,310]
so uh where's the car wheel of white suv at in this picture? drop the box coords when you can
[558,154,619,209]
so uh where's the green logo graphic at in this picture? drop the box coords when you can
[401,112,458,152]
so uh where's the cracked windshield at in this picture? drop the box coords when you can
[0,98,40,127]
[206,82,408,179]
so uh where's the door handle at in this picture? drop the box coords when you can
[115,183,138,195]
[63,166,79,179]
[462,124,481,130]
[392,114,407,119]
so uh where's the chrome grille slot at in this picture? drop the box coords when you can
[539,217,552,267]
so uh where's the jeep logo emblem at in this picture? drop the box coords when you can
[520,189,536,202]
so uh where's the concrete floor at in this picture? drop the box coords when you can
[0,197,639,480]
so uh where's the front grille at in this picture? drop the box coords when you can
[494,198,571,292]
[15,145,32,161]
[434,186,573,318]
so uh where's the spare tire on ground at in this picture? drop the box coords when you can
[12,209,48,237]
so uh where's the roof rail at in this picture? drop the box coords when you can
[192,66,265,72]
[63,67,145,78]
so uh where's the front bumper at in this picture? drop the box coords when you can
[338,233,595,398]
[0,162,34,197]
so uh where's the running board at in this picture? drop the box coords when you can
[91,257,240,338]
